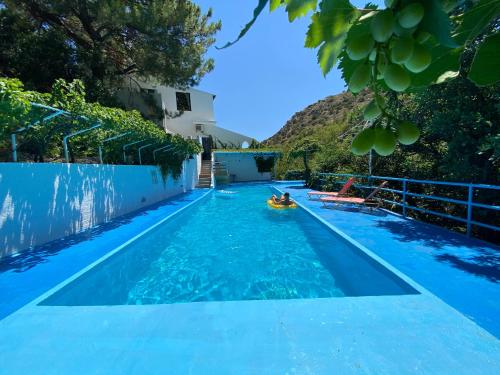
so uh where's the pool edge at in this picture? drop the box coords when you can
[271,185,432,296]
[24,188,214,308]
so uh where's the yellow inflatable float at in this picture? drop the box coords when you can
[267,199,297,209]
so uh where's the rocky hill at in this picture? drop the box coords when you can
[264,90,372,146]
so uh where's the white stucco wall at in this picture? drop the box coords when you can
[160,86,216,129]
[214,152,274,182]
[0,157,200,258]
[127,82,253,146]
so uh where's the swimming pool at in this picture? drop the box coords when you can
[41,184,417,306]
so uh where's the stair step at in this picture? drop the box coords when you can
[198,160,213,188]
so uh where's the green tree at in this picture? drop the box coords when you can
[387,79,500,183]
[288,138,320,182]
[1,1,221,102]
[249,139,261,149]
[0,7,77,92]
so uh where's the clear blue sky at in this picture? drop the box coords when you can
[195,1,382,141]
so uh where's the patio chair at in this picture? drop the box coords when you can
[320,181,388,209]
[307,177,356,200]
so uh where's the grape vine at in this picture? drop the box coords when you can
[0,78,201,180]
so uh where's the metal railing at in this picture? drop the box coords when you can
[316,173,499,237]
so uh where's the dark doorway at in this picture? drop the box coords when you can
[201,137,212,160]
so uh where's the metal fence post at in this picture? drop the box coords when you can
[63,123,102,163]
[138,143,153,165]
[402,179,407,217]
[11,134,17,162]
[466,184,473,237]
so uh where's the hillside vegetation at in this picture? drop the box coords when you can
[265,79,499,185]
[264,90,372,146]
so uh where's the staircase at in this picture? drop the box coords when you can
[196,160,212,188]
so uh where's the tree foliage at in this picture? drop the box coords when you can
[288,137,321,181]
[254,155,276,172]
[0,1,221,102]
[0,77,201,179]
[227,0,500,155]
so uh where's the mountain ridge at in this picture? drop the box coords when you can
[263,90,372,145]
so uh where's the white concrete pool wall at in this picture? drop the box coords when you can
[0,155,201,259]
[213,151,273,182]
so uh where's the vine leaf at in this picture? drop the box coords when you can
[270,0,283,11]
[217,0,269,49]
[419,0,458,48]
[454,0,500,45]
[306,0,360,76]
[337,13,372,83]
[469,33,500,86]
[285,0,317,21]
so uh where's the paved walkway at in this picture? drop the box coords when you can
[277,183,500,338]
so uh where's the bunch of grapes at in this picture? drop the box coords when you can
[347,0,426,156]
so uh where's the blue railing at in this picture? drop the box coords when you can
[316,173,499,237]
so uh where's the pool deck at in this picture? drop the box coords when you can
[0,183,499,374]
[275,182,500,338]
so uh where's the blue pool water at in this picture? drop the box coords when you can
[41,184,417,305]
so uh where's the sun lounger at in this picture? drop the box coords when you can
[320,181,388,209]
[307,177,355,200]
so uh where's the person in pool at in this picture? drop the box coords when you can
[272,192,293,206]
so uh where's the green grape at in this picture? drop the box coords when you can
[369,49,377,62]
[415,30,431,44]
[349,64,371,93]
[363,100,382,121]
[371,10,395,43]
[373,128,397,156]
[393,22,416,37]
[390,36,414,64]
[384,64,411,91]
[397,121,420,145]
[397,3,424,29]
[352,127,375,155]
[404,44,431,73]
[346,36,375,61]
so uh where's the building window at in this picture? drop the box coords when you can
[176,92,191,111]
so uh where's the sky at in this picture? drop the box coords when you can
[194,1,382,141]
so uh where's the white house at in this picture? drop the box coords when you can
[117,79,254,156]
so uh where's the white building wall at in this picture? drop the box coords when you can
[159,86,216,132]
[129,82,253,146]
[214,152,273,182]
[0,159,200,259]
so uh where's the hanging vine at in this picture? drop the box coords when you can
[254,155,276,172]
[0,77,202,180]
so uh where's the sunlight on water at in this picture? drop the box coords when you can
[41,184,417,306]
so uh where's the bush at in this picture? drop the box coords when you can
[283,170,305,180]
[254,156,275,173]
